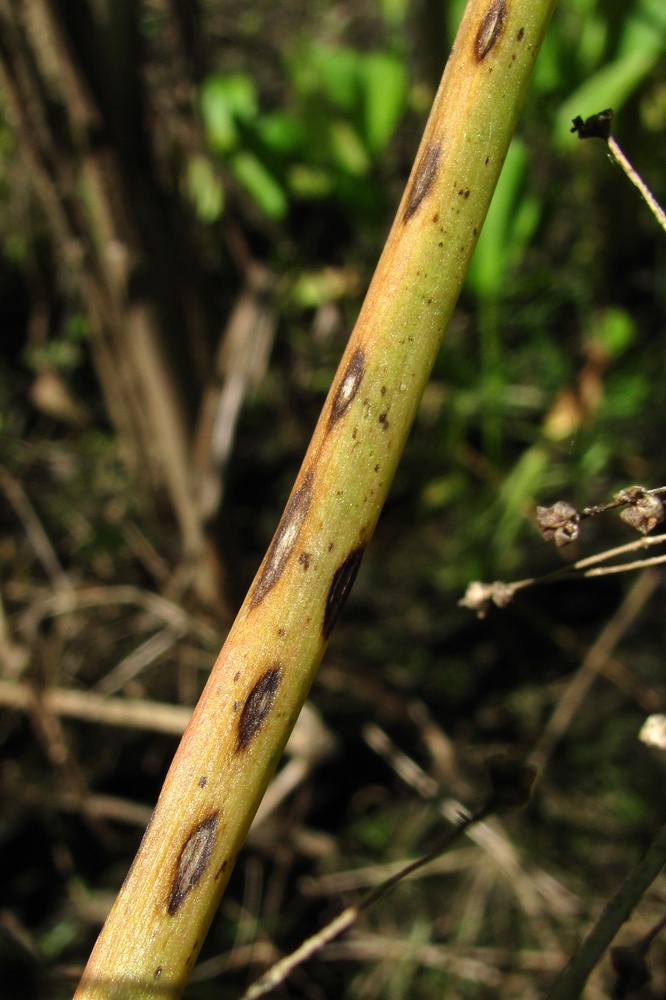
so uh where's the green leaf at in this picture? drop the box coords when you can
[256,110,306,156]
[360,51,407,153]
[303,44,362,111]
[199,73,257,153]
[590,307,636,359]
[231,151,288,219]
[185,155,225,223]
[467,139,539,297]
[328,119,370,175]
[287,163,333,198]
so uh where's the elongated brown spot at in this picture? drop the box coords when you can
[237,666,282,750]
[250,472,313,606]
[403,143,440,222]
[329,348,365,427]
[323,547,365,639]
[475,0,507,60]
[168,812,218,915]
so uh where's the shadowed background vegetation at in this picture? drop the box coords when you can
[1,0,666,996]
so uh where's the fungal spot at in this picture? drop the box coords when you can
[277,627,285,637]
[299,552,311,570]
[517,26,524,40]
[432,211,439,222]
[215,858,229,881]
[380,385,386,396]
[379,413,389,430]
[323,547,366,639]
[485,156,490,165]
[403,142,440,222]
[233,700,239,711]
[329,348,365,426]
[154,967,162,980]
[198,776,207,788]
[250,472,313,606]
[328,542,334,552]
[475,0,506,60]
[233,671,241,683]
[237,665,282,751]
[464,189,470,198]
[168,812,218,915]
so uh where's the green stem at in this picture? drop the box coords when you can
[74,1,556,996]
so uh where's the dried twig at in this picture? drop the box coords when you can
[571,109,666,235]
[545,824,666,1000]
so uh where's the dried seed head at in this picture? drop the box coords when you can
[619,492,664,535]
[639,714,666,750]
[458,580,516,618]
[536,501,580,547]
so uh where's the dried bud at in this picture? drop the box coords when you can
[639,714,666,750]
[458,581,517,618]
[619,492,664,535]
[536,502,580,547]
[458,581,493,618]
[616,485,649,505]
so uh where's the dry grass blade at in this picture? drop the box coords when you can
[240,804,493,1000]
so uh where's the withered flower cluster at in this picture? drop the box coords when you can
[537,486,665,548]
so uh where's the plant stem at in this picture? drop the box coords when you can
[74,1,556,996]
[545,824,666,1000]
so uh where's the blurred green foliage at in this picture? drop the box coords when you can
[195,41,408,221]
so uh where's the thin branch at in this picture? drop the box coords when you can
[545,824,666,1000]
[240,803,494,1000]
[571,110,666,235]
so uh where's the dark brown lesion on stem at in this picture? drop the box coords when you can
[475,0,507,61]
[250,471,314,606]
[237,665,283,750]
[168,811,219,915]
[403,143,441,222]
[323,546,366,639]
[329,348,366,427]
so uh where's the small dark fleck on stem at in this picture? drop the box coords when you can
[404,143,440,222]
[237,666,283,750]
[323,547,365,639]
[517,27,524,40]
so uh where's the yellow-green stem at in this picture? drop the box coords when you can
[75,0,555,996]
